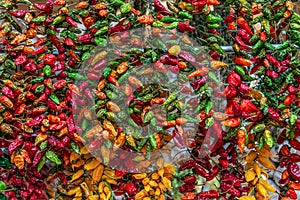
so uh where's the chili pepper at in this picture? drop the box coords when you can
[154,0,170,15]
[165,22,179,29]
[196,190,218,198]
[206,13,223,23]
[234,57,252,66]
[237,17,253,35]
[286,189,298,199]
[177,22,195,32]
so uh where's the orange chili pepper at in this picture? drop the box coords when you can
[187,67,209,78]
[221,117,240,127]
[75,1,88,9]
[234,57,252,66]
[207,0,220,5]
[99,10,108,17]
[138,15,154,25]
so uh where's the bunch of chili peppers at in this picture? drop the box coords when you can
[0,0,299,199]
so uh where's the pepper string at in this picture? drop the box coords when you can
[0,0,299,199]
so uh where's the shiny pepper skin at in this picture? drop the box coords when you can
[287,163,300,181]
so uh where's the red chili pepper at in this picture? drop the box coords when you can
[224,85,237,99]
[286,189,298,199]
[221,182,241,197]
[266,54,280,68]
[290,140,300,151]
[65,16,78,28]
[260,32,267,42]
[192,0,207,7]
[183,176,196,184]
[222,173,241,187]
[237,29,251,45]
[1,87,14,99]
[209,28,221,36]
[8,10,28,18]
[224,13,235,24]
[284,94,296,106]
[235,36,251,50]
[14,54,28,65]
[154,0,170,15]
[27,114,46,126]
[109,21,132,34]
[196,190,219,198]
[33,0,53,13]
[8,138,23,154]
[179,51,196,63]
[227,70,241,87]
[125,182,137,195]
[32,151,45,167]
[180,159,196,171]
[179,183,195,193]
[43,54,57,66]
[237,17,253,35]
[77,33,92,43]
[290,154,300,163]
[238,83,250,94]
[268,107,281,123]
[160,55,179,65]
[178,22,195,32]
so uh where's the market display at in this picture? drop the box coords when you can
[0,0,299,199]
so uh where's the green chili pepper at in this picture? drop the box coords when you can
[178,11,192,19]
[250,16,263,25]
[205,117,214,129]
[252,40,264,54]
[258,137,264,149]
[128,118,139,128]
[40,141,48,150]
[43,65,52,77]
[165,100,178,112]
[37,156,46,172]
[165,22,179,29]
[234,65,246,77]
[167,113,178,121]
[51,16,65,26]
[35,85,45,93]
[90,20,108,29]
[67,31,77,40]
[137,138,148,152]
[275,40,290,50]
[207,23,220,29]
[249,34,260,44]
[49,93,60,105]
[30,76,44,84]
[286,72,294,82]
[95,26,109,36]
[120,3,131,14]
[205,13,222,23]
[264,42,275,50]
[0,181,6,192]
[4,59,16,69]
[68,72,86,80]
[149,134,157,149]
[154,39,167,52]
[103,67,111,78]
[263,130,273,147]
[210,43,226,55]
[262,7,272,19]
[195,83,209,94]
[81,52,91,61]
[153,21,164,28]
[257,49,266,59]
[290,114,297,126]
[109,0,125,6]
[95,37,107,47]
[205,101,212,114]
[163,93,177,108]
[32,16,46,23]
[252,124,265,133]
[46,151,61,165]
[160,16,179,23]
[208,72,219,84]
[291,12,300,23]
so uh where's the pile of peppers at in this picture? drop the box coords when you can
[0,0,299,199]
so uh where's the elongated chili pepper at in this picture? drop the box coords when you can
[237,17,253,35]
